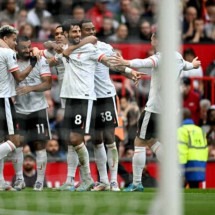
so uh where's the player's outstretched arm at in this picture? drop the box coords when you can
[183,57,201,71]
[62,35,97,57]
[111,54,157,69]
[16,76,52,96]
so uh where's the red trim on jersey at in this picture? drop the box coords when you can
[40,73,51,77]
[9,67,19,72]
[149,57,156,67]
[98,54,105,62]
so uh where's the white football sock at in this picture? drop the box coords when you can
[0,141,16,160]
[66,145,78,185]
[151,141,162,162]
[107,142,118,183]
[0,158,4,184]
[94,143,109,184]
[133,146,146,185]
[75,143,92,181]
[36,149,47,183]
[11,147,24,180]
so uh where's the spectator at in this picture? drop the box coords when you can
[96,16,115,41]
[38,17,54,41]
[138,19,152,41]
[46,0,62,16]
[120,96,140,150]
[180,77,201,125]
[0,18,10,27]
[46,139,66,160]
[27,0,51,31]
[205,0,215,41]
[14,8,28,30]
[206,59,215,76]
[19,23,36,40]
[108,23,129,42]
[86,0,113,33]
[140,0,158,26]
[185,18,213,42]
[182,6,197,41]
[0,0,18,26]
[208,143,215,159]
[72,5,86,22]
[125,7,141,39]
[114,0,132,24]
[12,153,47,188]
[199,99,211,126]
[202,105,215,146]
[177,108,208,188]
[181,48,203,94]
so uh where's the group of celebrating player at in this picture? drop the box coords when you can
[0,18,201,192]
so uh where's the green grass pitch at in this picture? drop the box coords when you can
[0,188,215,215]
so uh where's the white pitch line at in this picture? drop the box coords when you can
[0,209,71,215]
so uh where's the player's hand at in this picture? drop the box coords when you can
[31,47,42,60]
[54,44,64,54]
[110,54,130,67]
[192,57,201,68]
[62,48,71,58]
[16,86,32,95]
[126,70,146,86]
[29,56,37,67]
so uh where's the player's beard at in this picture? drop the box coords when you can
[70,37,80,45]
[19,52,30,60]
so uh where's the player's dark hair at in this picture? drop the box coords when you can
[62,19,81,33]
[55,25,63,30]
[0,25,18,39]
[17,35,30,44]
[80,19,92,28]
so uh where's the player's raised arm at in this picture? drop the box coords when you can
[12,56,37,82]
[62,35,97,57]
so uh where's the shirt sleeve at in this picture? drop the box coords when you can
[183,61,194,70]
[90,46,105,61]
[7,50,19,72]
[39,57,51,77]
[130,55,159,68]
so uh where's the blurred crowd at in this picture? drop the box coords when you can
[0,0,214,43]
[1,0,215,162]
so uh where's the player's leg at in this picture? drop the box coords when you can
[0,98,19,191]
[102,96,119,191]
[28,109,50,191]
[11,113,27,191]
[91,100,109,191]
[64,99,94,191]
[124,110,157,192]
[0,98,17,160]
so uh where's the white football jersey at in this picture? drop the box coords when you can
[60,44,104,100]
[95,41,116,98]
[0,48,18,98]
[15,57,51,114]
[130,52,191,114]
